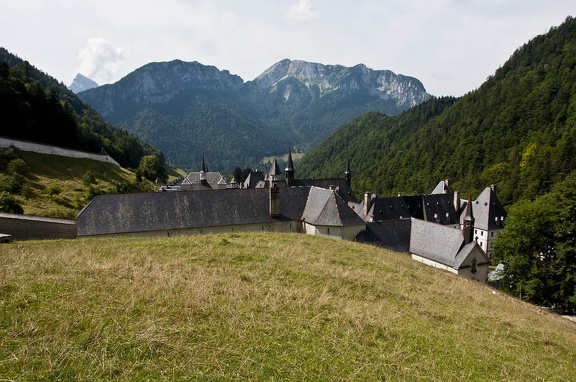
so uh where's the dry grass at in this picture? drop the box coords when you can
[1,233,575,381]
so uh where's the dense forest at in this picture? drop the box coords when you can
[0,48,164,170]
[297,16,576,208]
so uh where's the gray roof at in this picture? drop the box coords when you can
[289,178,358,203]
[77,187,311,236]
[468,186,507,230]
[243,171,265,188]
[431,180,452,194]
[365,193,459,225]
[410,218,471,269]
[301,187,365,227]
[356,220,412,252]
[182,171,228,189]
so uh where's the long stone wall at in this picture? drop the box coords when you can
[0,137,120,166]
[0,213,77,240]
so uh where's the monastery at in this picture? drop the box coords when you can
[77,151,507,282]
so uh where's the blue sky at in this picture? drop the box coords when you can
[2,0,575,96]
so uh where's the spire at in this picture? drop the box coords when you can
[463,193,475,244]
[269,158,282,186]
[200,155,207,181]
[345,160,351,187]
[285,148,295,185]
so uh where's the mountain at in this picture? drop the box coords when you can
[77,59,431,170]
[296,16,576,207]
[0,47,164,170]
[68,73,98,93]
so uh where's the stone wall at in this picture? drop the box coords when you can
[0,213,77,240]
[0,137,120,166]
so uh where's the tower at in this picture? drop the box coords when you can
[269,158,282,186]
[200,155,207,182]
[285,148,295,186]
[463,193,475,245]
[345,160,351,188]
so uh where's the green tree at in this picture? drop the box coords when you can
[492,173,576,314]
[0,191,23,213]
[136,155,166,182]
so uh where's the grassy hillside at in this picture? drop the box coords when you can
[0,149,186,219]
[1,233,575,381]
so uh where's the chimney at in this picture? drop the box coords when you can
[364,192,373,217]
[444,178,449,193]
[269,182,280,217]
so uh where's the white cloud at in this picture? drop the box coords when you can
[287,0,319,21]
[77,38,126,84]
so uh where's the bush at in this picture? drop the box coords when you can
[0,191,23,213]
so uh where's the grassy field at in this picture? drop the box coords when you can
[1,233,575,381]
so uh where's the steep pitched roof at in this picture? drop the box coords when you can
[77,187,311,236]
[368,196,413,221]
[243,171,265,188]
[269,158,282,177]
[356,220,412,252]
[431,179,452,194]
[409,218,468,269]
[470,186,507,230]
[301,187,365,227]
[421,194,460,225]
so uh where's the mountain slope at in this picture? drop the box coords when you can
[297,16,576,206]
[78,59,431,170]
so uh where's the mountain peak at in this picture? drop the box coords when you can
[68,73,99,94]
[251,59,430,105]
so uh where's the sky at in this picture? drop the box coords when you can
[1,0,575,97]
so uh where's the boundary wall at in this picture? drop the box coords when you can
[0,137,120,166]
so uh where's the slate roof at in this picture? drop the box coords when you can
[421,194,460,225]
[410,218,470,269]
[431,179,452,194]
[182,171,228,189]
[468,186,507,230]
[289,178,358,203]
[368,196,413,221]
[77,187,311,236]
[243,171,265,188]
[363,193,458,225]
[355,220,412,252]
[301,187,365,227]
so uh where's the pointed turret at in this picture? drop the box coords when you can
[269,158,282,186]
[285,148,295,186]
[200,155,207,182]
[345,160,351,188]
[463,193,475,244]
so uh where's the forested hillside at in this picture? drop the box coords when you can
[0,48,164,170]
[297,16,576,208]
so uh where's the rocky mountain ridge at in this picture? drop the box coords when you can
[77,59,432,170]
[251,59,428,107]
